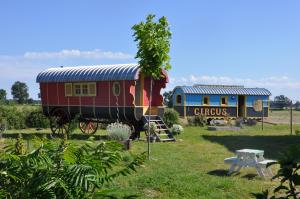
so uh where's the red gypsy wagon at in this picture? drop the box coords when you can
[36,63,174,140]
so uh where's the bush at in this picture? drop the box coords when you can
[0,138,145,198]
[143,122,157,134]
[171,124,184,135]
[26,111,49,128]
[107,122,131,141]
[163,108,179,127]
[245,118,257,126]
[188,115,206,127]
[235,118,244,127]
[253,145,300,199]
[0,105,49,130]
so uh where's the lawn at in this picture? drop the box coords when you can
[2,123,300,198]
[112,124,300,199]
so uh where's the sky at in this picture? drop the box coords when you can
[0,1,300,101]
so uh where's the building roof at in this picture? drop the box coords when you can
[175,85,271,96]
[36,64,141,83]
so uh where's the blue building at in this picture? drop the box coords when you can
[172,85,271,118]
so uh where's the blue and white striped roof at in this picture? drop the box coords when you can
[176,85,271,96]
[36,63,141,83]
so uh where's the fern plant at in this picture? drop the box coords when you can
[0,138,145,198]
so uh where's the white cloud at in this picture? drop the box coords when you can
[23,49,134,60]
[167,74,300,101]
[0,49,135,99]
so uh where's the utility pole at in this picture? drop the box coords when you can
[261,101,264,131]
[290,101,293,135]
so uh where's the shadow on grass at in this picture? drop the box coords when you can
[242,173,258,180]
[202,135,300,159]
[0,133,108,140]
[207,169,228,177]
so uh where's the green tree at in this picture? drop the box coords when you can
[0,89,6,103]
[273,95,292,109]
[163,91,173,107]
[132,14,172,159]
[11,81,29,104]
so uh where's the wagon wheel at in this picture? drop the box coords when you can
[49,108,70,137]
[79,120,98,135]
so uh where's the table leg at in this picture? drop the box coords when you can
[256,166,265,178]
[228,163,237,175]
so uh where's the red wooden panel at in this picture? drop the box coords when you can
[95,81,109,106]
[57,83,68,105]
[143,76,166,106]
[40,83,48,105]
[152,78,167,106]
[69,96,80,105]
[126,81,135,106]
[81,96,93,106]
[47,83,58,105]
[143,77,150,106]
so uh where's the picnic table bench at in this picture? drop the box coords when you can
[224,149,276,178]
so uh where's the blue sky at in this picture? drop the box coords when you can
[0,1,300,101]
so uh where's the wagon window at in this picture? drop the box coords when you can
[176,95,182,104]
[221,96,228,106]
[88,83,96,96]
[203,96,209,105]
[74,84,81,95]
[82,84,88,95]
[112,82,120,96]
[65,83,73,96]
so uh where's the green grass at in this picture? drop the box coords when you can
[2,119,300,198]
[112,124,300,199]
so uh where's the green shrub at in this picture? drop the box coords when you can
[144,122,157,134]
[171,124,184,135]
[25,111,49,128]
[0,105,49,130]
[187,115,207,127]
[107,122,131,141]
[253,145,300,199]
[0,138,145,198]
[163,108,179,127]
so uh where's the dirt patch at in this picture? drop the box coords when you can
[265,110,300,124]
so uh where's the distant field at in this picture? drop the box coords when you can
[266,110,300,124]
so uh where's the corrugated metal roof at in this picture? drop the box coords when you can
[176,85,271,96]
[36,63,141,83]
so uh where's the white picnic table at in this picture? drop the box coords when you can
[224,149,276,178]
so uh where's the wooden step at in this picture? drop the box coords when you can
[158,133,169,136]
[161,138,176,142]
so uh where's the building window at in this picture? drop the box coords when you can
[203,96,209,105]
[176,95,182,104]
[112,82,120,96]
[68,82,96,97]
[221,96,228,106]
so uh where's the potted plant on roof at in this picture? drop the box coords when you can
[106,122,132,150]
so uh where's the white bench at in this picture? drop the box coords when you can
[224,149,277,178]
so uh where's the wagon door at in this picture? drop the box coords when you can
[135,77,143,107]
[238,95,246,117]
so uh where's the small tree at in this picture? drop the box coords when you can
[132,14,172,159]
[11,81,29,104]
[163,91,173,107]
[0,89,6,103]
